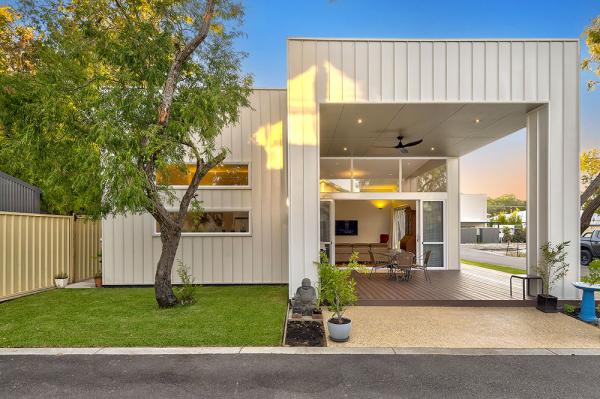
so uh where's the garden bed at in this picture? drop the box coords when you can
[284,320,326,347]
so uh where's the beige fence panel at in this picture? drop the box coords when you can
[0,212,72,300]
[0,212,101,301]
[72,217,101,282]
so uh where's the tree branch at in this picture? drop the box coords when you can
[177,148,227,222]
[156,0,216,127]
[581,172,600,205]
[581,191,600,233]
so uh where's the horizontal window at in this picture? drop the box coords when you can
[402,159,447,192]
[157,211,250,234]
[158,164,249,187]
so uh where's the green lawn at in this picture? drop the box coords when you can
[461,259,526,275]
[0,286,287,347]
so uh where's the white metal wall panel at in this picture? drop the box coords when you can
[102,89,288,285]
[287,38,581,298]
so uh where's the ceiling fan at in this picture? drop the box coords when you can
[374,135,423,154]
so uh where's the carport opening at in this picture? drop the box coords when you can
[319,102,538,303]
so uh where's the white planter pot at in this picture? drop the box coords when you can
[54,278,69,288]
[327,317,352,342]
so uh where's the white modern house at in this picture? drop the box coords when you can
[102,38,581,300]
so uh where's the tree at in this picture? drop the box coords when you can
[487,194,526,216]
[581,17,600,233]
[580,148,600,233]
[0,1,252,307]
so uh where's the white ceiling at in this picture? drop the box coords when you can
[320,103,540,157]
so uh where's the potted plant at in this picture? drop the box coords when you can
[319,252,358,342]
[94,270,102,288]
[54,272,69,288]
[535,241,570,313]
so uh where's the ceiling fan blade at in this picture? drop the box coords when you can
[401,139,424,148]
[372,145,397,149]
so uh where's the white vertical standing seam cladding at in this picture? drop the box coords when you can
[287,38,580,299]
[102,89,289,285]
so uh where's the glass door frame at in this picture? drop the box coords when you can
[418,199,447,269]
[319,199,335,265]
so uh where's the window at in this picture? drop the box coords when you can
[320,159,352,192]
[158,164,249,187]
[402,159,447,192]
[157,211,250,234]
[352,159,399,192]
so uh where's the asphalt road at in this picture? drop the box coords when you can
[461,245,526,269]
[2,354,600,398]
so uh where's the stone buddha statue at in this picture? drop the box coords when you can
[292,278,318,316]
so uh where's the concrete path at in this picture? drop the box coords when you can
[461,245,526,269]
[66,279,95,288]
[3,354,600,398]
[324,307,600,348]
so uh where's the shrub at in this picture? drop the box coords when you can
[582,259,600,285]
[501,226,512,243]
[94,270,102,279]
[535,241,570,295]
[54,272,68,279]
[318,252,357,323]
[174,260,197,305]
[563,304,575,314]
[512,227,526,243]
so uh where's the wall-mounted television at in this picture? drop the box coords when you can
[335,220,358,236]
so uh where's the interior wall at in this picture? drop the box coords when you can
[335,200,392,244]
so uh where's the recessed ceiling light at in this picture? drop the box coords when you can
[343,147,348,151]
[357,118,363,124]
[475,119,480,124]
[430,147,435,151]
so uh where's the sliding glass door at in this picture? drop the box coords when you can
[421,200,445,268]
[319,200,335,264]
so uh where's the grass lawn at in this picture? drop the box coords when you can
[461,259,526,275]
[0,286,287,347]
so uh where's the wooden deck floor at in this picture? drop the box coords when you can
[354,264,536,306]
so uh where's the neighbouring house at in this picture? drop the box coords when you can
[0,170,42,214]
[460,194,496,244]
[102,38,581,300]
[460,194,488,228]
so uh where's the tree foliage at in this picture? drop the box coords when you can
[487,194,526,216]
[582,16,600,90]
[0,0,253,306]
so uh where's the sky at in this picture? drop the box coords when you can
[234,0,600,200]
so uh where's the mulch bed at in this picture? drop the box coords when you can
[284,320,326,347]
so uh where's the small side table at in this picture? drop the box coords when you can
[510,274,543,300]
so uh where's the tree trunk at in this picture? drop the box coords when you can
[581,193,600,234]
[154,228,182,308]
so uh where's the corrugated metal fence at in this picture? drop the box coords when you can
[0,212,101,301]
[0,171,42,214]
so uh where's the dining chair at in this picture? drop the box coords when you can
[413,250,432,283]
[395,251,415,281]
[368,249,394,279]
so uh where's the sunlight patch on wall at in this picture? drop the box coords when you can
[254,120,284,170]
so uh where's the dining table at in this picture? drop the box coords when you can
[373,249,416,281]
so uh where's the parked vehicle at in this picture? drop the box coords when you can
[581,231,600,266]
